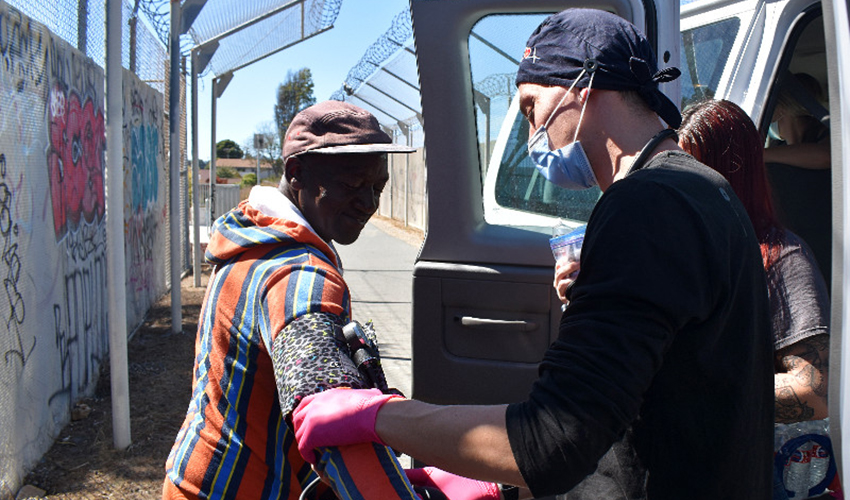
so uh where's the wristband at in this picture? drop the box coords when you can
[499,484,519,500]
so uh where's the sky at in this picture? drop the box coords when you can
[192,0,411,161]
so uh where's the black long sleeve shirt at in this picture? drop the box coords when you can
[506,152,773,499]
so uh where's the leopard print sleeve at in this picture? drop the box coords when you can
[271,311,369,417]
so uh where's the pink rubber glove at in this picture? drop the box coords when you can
[406,467,501,500]
[292,387,404,463]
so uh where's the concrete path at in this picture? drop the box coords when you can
[336,217,422,398]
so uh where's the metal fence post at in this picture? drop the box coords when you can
[106,0,131,451]
[169,1,183,333]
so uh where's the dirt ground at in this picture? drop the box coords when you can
[21,266,211,499]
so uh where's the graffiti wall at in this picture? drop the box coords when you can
[123,70,166,329]
[0,5,168,495]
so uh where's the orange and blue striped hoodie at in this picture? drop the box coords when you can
[163,188,417,500]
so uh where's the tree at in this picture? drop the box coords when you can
[216,167,239,179]
[216,139,244,159]
[241,173,258,188]
[274,68,316,150]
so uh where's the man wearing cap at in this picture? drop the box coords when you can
[162,101,443,499]
[291,10,773,499]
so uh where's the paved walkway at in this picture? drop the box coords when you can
[336,217,423,398]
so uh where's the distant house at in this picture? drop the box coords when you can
[200,158,277,184]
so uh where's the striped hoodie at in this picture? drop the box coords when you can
[165,188,353,499]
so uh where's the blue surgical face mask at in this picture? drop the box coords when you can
[527,70,598,190]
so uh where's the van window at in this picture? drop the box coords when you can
[680,18,740,109]
[471,13,602,226]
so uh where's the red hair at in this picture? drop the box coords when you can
[678,99,783,269]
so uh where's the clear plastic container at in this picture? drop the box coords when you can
[549,223,586,268]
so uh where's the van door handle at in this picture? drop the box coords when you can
[456,316,538,332]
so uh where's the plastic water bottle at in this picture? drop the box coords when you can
[776,419,834,499]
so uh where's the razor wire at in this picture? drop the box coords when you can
[136,0,343,77]
[330,7,412,102]
[330,8,514,124]
[475,73,516,100]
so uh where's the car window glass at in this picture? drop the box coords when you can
[680,18,741,109]
[470,13,602,226]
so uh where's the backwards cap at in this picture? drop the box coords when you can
[516,9,682,128]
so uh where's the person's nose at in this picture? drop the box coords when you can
[355,185,379,213]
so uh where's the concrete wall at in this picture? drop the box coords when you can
[0,5,168,495]
[381,149,426,231]
[123,69,167,329]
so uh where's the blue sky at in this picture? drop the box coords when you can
[193,0,410,161]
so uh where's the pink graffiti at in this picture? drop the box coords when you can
[47,83,105,238]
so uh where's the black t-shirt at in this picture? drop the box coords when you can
[506,152,773,499]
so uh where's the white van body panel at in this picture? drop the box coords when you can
[823,0,850,479]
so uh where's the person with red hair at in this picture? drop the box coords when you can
[679,98,829,422]
[678,98,831,498]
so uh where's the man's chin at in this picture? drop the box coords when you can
[333,228,364,246]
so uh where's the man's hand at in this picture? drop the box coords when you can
[554,260,580,304]
[292,387,404,463]
[406,467,501,500]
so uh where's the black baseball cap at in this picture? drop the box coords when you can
[516,9,682,128]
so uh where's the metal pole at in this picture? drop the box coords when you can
[191,50,202,287]
[77,0,87,53]
[210,78,217,228]
[404,151,409,228]
[170,1,183,333]
[182,56,190,272]
[106,0,131,451]
[128,15,137,73]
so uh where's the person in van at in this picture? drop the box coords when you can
[289,9,774,499]
[763,72,832,280]
[764,72,830,170]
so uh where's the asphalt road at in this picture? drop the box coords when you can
[336,218,422,399]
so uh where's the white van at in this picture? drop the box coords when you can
[409,0,850,491]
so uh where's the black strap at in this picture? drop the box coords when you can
[342,321,390,393]
[627,128,678,175]
[499,484,520,500]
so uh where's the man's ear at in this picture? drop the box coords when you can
[284,156,305,190]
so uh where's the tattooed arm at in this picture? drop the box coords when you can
[774,334,829,423]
